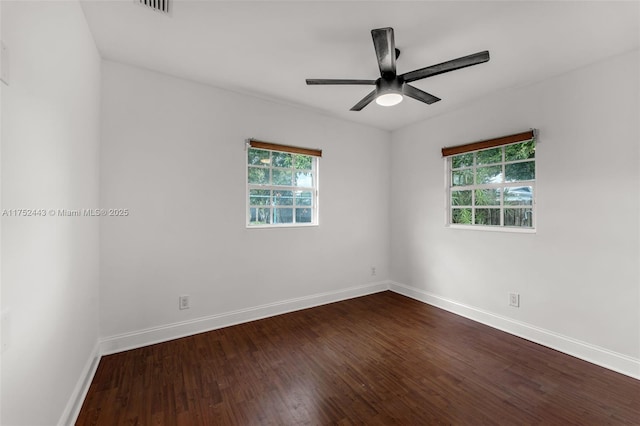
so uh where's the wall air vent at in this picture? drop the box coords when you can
[136,0,169,14]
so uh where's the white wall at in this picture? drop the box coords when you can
[1,1,101,425]
[99,61,390,346]
[390,50,640,373]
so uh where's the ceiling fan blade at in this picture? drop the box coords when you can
[402,84,441,105]
[401,51,490,83]
[306,79,377,85]
[350,90,377,111]
[371,27,396,77]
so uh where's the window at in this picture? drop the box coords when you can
[246,140,320,227]
[444,131,536,230]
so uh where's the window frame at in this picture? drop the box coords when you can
[444,137,536,233]
[246,141,320,229]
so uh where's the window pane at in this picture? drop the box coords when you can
[273,190,293,206]
[296,208,312,223]
[504,186,533,206]
[248,167,270,184]
[272,152,292,168]
[475,189,500,206]
[247,147,318,227]
[477,165,502,184]
[295,191,312,206]
[272,169,293,186]
[452,153,473,169]
[475,208,500,225]
[295,171,313,187]
[504,208,533,227]
[294,154,313,170]
[249,207,270,225]
[505,140,535,161]
[505,161,534,182]
[477,147,501,165]
[452,208,472,224]
[451,190,472,206]
[273,208,293,224]
[446,139,535,230]
[452,169,473,186]
[249,189,270,206]
[248,148,270,166]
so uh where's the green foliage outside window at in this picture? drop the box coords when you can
[449,140,535,228]
[248,147,317,226]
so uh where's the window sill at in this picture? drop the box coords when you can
[246,223,319,229]
[447,224,536,234]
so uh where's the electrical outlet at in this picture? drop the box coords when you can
[179,295,190,310]
[371,266,376,276]
[509,293,520,307]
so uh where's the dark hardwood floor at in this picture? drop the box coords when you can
[77,291,640,425]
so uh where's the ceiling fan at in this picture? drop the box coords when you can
[306,27,490,111]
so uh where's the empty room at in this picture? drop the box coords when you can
[1,0,639,424]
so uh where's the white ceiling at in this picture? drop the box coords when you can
[80,0,640,131]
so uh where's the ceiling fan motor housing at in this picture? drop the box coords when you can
[376,77,404,97]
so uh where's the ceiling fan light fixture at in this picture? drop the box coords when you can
[376,92,403,107]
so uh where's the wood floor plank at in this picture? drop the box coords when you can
[76,291,640,425]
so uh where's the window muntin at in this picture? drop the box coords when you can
[447,139,535,229]
[247,147,318,227]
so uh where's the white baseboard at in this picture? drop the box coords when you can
[389,281,640,380]
[58,341,101,426]
[66,280,638,424]
[99,281,390,355]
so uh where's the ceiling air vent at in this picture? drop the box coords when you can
[136,0,169,14]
